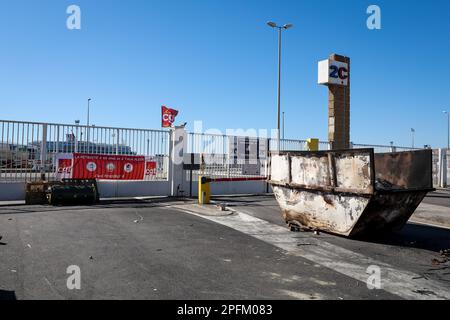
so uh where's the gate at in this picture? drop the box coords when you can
[0,120,170,200]
[1,118,439,201]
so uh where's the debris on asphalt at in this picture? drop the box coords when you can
[440,249,450,258]
[27,244,32,249]
[89,256,94,260]
[134,220,139,223]
[156,249,162,252]
[412,289,436,296]
[431,258,448,266]
[216,203,228,211]
[314,230,320,236]
[11,270,17,273]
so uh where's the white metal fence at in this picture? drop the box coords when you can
[186,132,269,180]
[351,143,422,154]
[2,119,444,186]
[0,120,170,182]
[187,134,329,180]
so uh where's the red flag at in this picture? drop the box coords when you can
[161,106,179,128]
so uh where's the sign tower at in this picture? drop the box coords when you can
[318,53,350,150]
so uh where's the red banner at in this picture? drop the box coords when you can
[161,106,179,128]
[72,154,145,180]
[145,161,157,176]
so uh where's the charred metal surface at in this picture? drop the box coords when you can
[273,185,371,236]
[374,149,433,190]
[269,148,434,237]
[349,191,428,238]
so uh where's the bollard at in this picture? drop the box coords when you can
[198,176,211,204]
[306,138,319,151]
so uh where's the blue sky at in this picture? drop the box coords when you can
[1,0,449,147]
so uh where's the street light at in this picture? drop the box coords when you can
[444,110,449,149]
[87,98,92,127]
[87,98,92,149]
[267,21,293,151]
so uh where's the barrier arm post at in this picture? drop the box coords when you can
[198,176,211,204]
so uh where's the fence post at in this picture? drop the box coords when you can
[169,126,186,197]
[116,129,120,155]
[439,148,448,188]
[40,124,48,180]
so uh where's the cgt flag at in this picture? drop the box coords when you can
[161,106,179,128]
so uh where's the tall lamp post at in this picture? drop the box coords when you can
[267,21,293,151]
[87,98,92,150]
[87,98,92,127]
[444,110,449,149]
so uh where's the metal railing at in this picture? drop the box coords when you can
[2,118,437,184]
[351,143,422,154]
[186,132,268,180]
[0,120,170,182]
[186,134,332,180]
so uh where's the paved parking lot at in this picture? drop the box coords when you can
[0,194,449,300]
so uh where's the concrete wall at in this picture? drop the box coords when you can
[0,182,26,201]
[185,180,269,197]
[97,180,171,198]
[0,180,270,201]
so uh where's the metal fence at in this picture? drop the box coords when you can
[186,133,332,180]
[1,118,436,184]
[0,120,170,182]
[351,143,422,154]
[186,132,268,180]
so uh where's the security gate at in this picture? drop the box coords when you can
[0,118,439,201]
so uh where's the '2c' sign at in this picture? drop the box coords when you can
[318,59,349,86]
[329,65,348,82]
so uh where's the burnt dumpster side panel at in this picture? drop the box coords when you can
[270,154,290,184]
[270,149,375,194]
[334,152,374,194]
[349,191,428,238]
[374,150,433,190]
[273,185,371,236]
[291,155,330,187]
[269,149,433,237]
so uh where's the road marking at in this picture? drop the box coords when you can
[178,206,450,300]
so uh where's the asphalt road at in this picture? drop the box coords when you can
[0,195,449,300]
[423,190,450,207]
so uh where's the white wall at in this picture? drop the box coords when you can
[185,180,269,197]
[0,182,26,201]
[97,180,171,198]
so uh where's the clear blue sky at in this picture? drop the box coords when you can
[1,0,449,147]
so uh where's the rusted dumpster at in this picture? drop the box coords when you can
[269,149,434,238]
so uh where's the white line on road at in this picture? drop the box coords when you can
[178,206,450,300]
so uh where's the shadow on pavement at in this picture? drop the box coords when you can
[365,223,450,253]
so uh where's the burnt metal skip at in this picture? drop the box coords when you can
[269,149,434,238]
